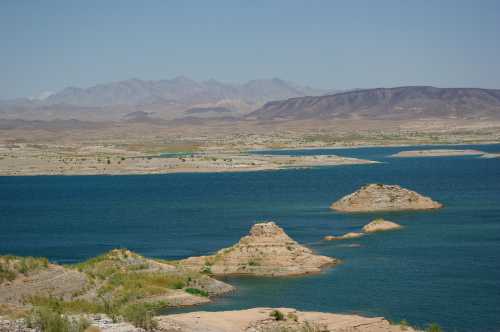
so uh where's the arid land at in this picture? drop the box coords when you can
[1,119,499,176]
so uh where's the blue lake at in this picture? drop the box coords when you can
[1,144,500,331]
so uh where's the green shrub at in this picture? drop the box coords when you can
[28,296,104,314]
[201,265,212,274]
[185,288,209,297]
[26,306,90,332]
[0,256,49,282]
[120,303,158,331]
[270,309,285,321]
[426,323,443,332]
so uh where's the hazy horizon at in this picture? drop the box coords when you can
[2,0,500,99]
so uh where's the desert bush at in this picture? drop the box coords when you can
[426,323,443,332]
[270,310,285,321]
[26,306,90,332]
[0,256,49,282]
[185,287,209,297]
[28,296,104,314]
[120,303,158,331]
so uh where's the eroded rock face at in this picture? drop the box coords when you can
[179,222,337,276]
[362,219,402,233]
[330,184,443,212]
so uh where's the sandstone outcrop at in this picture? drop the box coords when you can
[362,219,402,233]
[179,222,337,276]
[330,184,443,212]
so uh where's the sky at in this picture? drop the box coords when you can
[1,0,500,99]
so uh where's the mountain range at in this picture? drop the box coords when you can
[0,77,327,121]
[1,80,500,124]
[247,86,500,121]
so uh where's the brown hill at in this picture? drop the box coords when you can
[247,86,500,120]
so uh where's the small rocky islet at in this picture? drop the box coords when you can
[178,221,337,276]
[325,183,442,240]
[330,183,443,213]
[324,219,402,241]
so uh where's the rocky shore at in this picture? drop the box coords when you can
[330,184,443,212]
[179,222,337,276]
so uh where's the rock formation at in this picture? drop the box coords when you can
[324,232,364,241]
[330,184,443,212]
[362,219,402,233]
[179,222,337,276]
[324,219,402,241]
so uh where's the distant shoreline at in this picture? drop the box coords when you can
[247,141,500,153]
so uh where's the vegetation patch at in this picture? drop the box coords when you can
[0,255,49,283]
[185,288,209,297]
[28,296,104,314]
[25,306,90,332]
[270,309,285,321]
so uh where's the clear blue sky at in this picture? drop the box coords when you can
[1,0,500,99]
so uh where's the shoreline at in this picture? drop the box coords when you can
[1,141,499,177]
[247,140,500,152]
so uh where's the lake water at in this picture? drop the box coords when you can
[1,144,500,331]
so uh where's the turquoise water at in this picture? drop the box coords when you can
[1,144,500,331]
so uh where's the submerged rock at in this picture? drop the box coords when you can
[179,222,337,276]
[330,184,443,212]
[362,219,402,233]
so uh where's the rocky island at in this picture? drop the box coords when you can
[330,184,443,212]
[325,219,402,241]
[362,219,402,233]
[179,222,337,276]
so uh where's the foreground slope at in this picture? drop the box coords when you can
[156,307,420,332]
